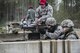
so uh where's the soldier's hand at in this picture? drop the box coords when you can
[63,28,69,33]
[38,18,41,22]
[36,18,42,25]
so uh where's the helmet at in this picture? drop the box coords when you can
[22,20,27,24]
[22,21,28,27]
[40,0,46,5]
[46,17,56,26]
[61,19,74,28]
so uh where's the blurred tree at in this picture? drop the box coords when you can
[0,0,80,27]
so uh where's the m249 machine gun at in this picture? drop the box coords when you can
[21,23,47,40]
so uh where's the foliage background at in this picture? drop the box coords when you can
[0,0,80,28]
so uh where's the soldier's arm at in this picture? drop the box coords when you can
[67,34,78,39]
[35,7,41,19]
[46,26,63,39]
[39,5,53,20]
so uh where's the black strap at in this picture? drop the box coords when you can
[72,33,79,39]
[46,24,61,40]
[56,32,64,40]
[48,24,59,33]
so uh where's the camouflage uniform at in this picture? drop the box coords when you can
[43,17,63,39]
[64,31,79,39]
[59,19,79,39]
[45,25,63,39]
[35,4,53,22]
